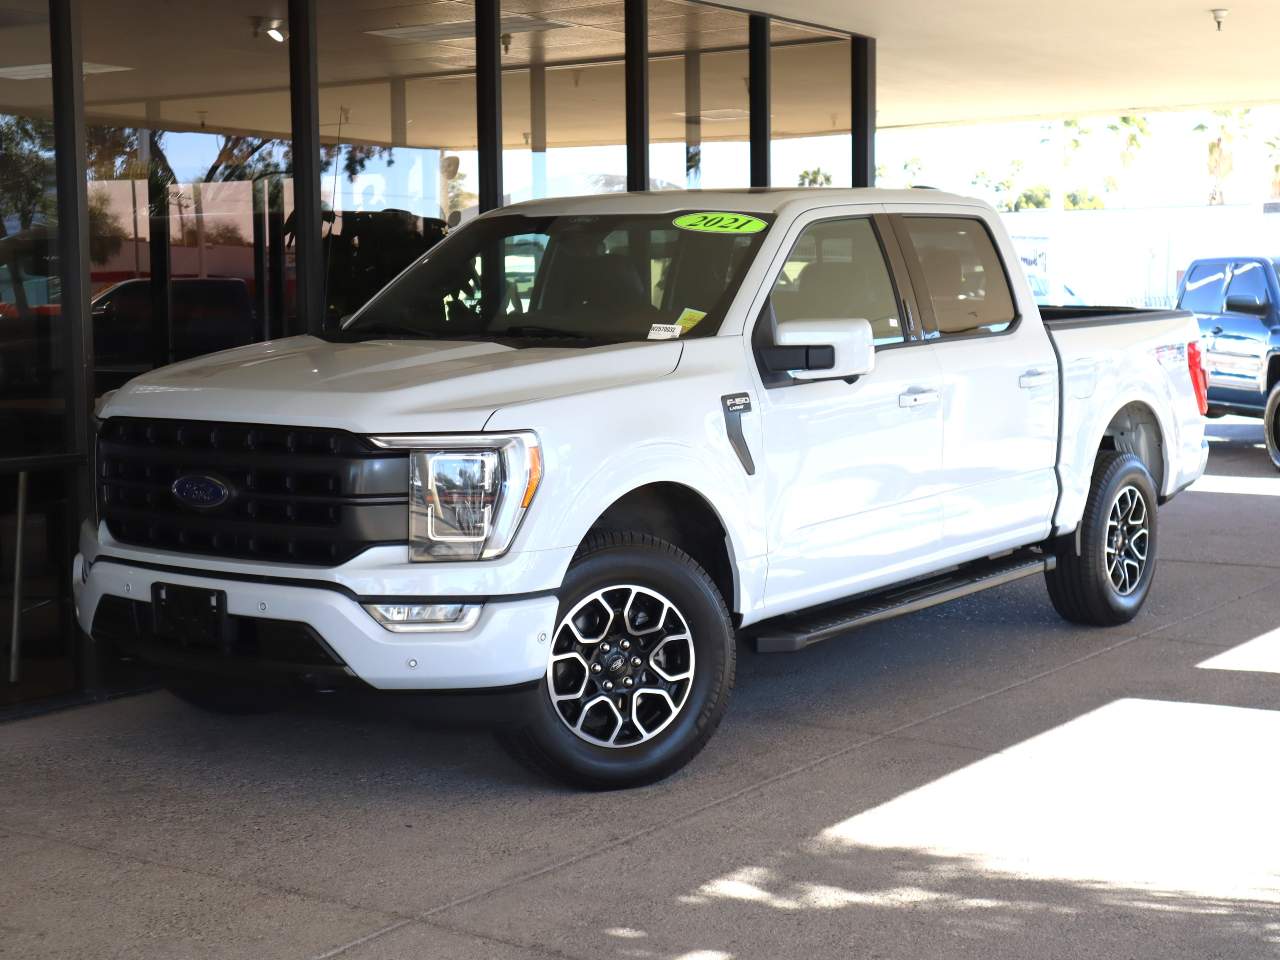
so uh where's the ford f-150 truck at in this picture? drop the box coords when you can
[75,189,1209,788]
[1176,256,1280,468]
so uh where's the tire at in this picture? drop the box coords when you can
[165,679,282,715]
[1045,451,1158,626]
[499,531,735,790]
[1264,381,1280,472]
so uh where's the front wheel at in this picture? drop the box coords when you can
[1264,381,1280,471]
[1046,451,1158,626]
[499,531,735,789]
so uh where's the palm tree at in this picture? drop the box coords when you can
[1108,115,1150,168]
[1194,109,1251,205]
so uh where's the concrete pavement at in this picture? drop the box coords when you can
[3,417,1279,960]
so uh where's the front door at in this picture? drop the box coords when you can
[754,212,945,614]
[1206,260,1274,408]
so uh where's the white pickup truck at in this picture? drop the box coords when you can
[75,189,1209,788]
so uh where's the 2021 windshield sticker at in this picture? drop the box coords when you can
[672,212,768,235]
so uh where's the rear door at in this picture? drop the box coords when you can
[890,211,1059,559]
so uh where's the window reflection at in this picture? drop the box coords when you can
[0,7,65,459]
[649,0,752,190]
[81,5,294,395]
[771,26,853,188]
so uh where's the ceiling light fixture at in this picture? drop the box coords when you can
[1210,8,1229,31]
[254,17,288,42]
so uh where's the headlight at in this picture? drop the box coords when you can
[368,432,542,562]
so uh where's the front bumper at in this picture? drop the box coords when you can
[74,536,563,692]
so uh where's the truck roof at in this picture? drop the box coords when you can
[487,187,987,218]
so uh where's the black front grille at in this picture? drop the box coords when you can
[98,417,409,565]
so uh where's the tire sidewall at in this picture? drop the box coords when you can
[525,542,733,787]
[1087,457,1159,619]
[1265,382,1280,471]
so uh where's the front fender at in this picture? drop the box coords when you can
[488,345,767,615]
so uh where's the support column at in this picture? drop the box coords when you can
[476,0,503,210]
[683,51,701,188]
[48,0,91,464]
[288,0,324,335]
[748,15,770,188]
[47,0,98,691]
[624,0,649,192]
[852,35,876,188]
[144,101,172,368]
[530,63,547,199]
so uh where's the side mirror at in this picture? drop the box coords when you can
[770,317,875,381]
[1224,294,1269,316]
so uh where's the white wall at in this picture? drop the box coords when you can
[1002,204,1280,308]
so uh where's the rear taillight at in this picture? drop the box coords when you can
[1187,340,1208,416]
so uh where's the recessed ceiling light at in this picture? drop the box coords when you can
[0,61,131,80]
[366,14,568,43]
[253,16,288,42]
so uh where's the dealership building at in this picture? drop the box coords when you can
[1,0,874,707]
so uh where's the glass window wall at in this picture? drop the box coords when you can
[0,2,66,458]
[80,3,294,395]
[649,0,751,190]
[771,24,852,189]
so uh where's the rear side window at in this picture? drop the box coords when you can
[1179,262,1227,314]
[901,217,1016,337]
[1226,261,1271,309]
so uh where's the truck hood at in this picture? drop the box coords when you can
[102,335,684,433]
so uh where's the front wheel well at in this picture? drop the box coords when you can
[584,483,736,615]
[1097,401,1165,492]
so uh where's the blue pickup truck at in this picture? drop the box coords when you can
[1177,257,1280,468]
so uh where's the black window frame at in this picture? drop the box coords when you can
[889,212,1022,343]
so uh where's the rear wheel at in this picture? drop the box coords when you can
[1046,451,1158,626]
[1264,381,1280,471]
[499,531,735,790]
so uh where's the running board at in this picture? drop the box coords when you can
[749,551,1055,654]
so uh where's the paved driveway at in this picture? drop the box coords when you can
[3,418,1279,960]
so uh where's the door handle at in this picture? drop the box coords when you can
[898,387,940,408]
[1211,325,1224,335]
[1019,369,1054,389]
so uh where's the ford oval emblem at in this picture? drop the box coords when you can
[171,474,231,509]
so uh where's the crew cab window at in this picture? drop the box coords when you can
[768,218,904,346]
[901,217,1016,337]
[1226,261,1270,310]
[1179,262,1227,314]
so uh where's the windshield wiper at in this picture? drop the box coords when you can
[499,324,594,340]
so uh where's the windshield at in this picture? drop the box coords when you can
[334,211,773,346]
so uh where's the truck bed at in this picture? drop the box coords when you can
[1039,305,1189,329]
[1042,304,1205,533]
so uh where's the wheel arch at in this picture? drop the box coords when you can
[1097,400,1168,493]
[581,481,740,618]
